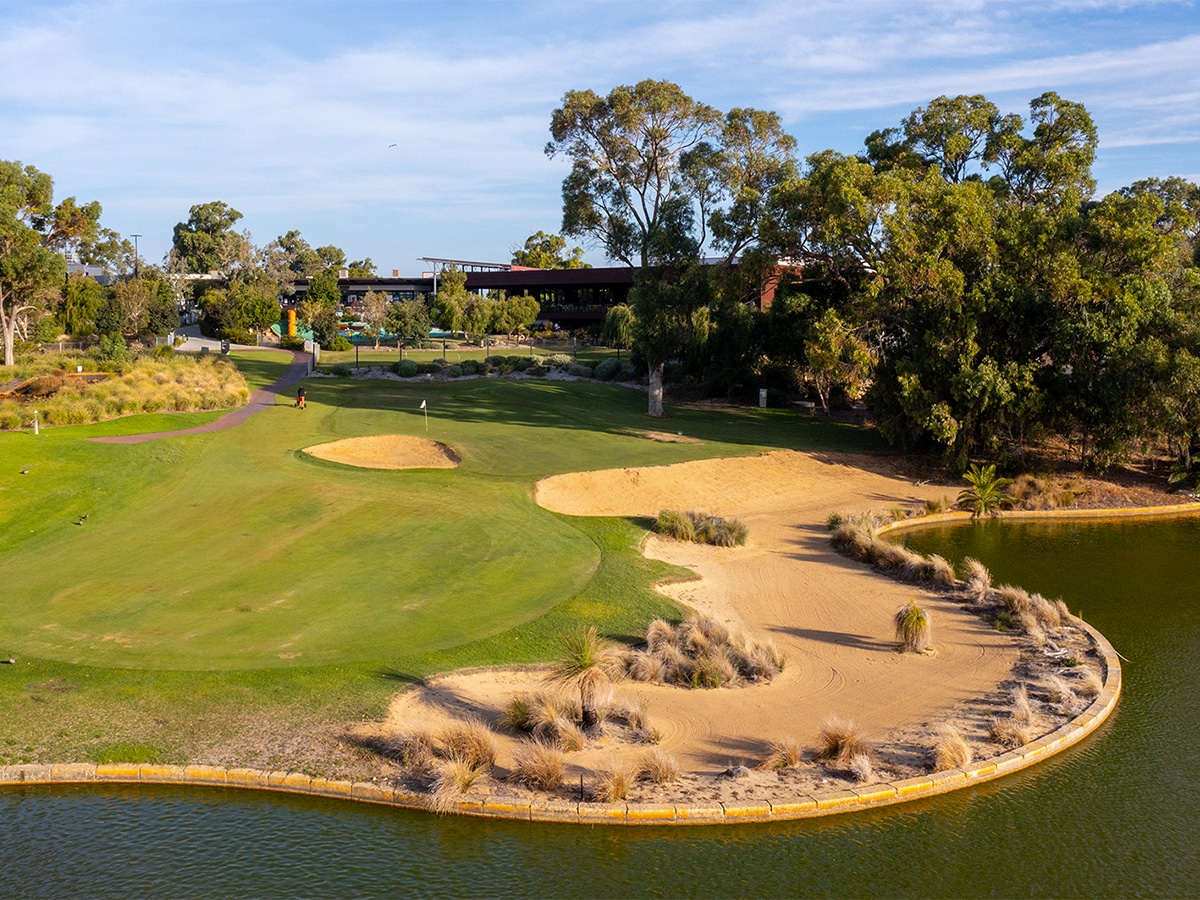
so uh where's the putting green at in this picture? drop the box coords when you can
[0,356,881,672]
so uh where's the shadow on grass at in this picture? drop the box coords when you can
[304,377,886,454]
[376,668,423,686]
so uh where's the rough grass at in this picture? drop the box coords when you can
[625,614,783,689]
[655,509,748,547]
[1074,667,1104,699]
[438,718,498,769]
[988,717,1032,748]
[431,755,489,811]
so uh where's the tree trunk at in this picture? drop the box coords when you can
[1,313,16,366]
[647,361,665,417]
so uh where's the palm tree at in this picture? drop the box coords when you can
[546,627,624,729]
[957,463,1013,517]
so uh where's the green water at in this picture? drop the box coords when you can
[2,518,1197,897]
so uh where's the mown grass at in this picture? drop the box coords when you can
[0,354,878,769]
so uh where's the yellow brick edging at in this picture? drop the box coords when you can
[879,501,1200,536]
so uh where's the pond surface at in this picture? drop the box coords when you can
[3,517,1198,898]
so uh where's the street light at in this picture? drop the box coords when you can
[130,234,142,278]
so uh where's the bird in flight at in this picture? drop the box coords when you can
[388,143,397,148]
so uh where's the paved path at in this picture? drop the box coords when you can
[91,351,312,445]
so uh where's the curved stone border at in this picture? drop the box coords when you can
[880,501,1200,536]
[0,618,1120,826]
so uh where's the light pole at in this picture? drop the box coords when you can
[130,234,142,278]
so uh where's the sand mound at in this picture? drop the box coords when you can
[303,435,459,470]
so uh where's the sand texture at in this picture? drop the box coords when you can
[363,450,1025,804]
[304,435,460,470]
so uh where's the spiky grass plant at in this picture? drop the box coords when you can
[712,517,749,547]
[894,601,933,653]
[591,760,636,802]
[741,642,785,681]
[931,724,972,771]
[691,650,737,688]
[996,584,1031,615]
[637,748,680,784]
[988,717,1031,749]
[759,737,805,770]
[438,718,498,769]
[546,626,625,729]
[500,696,535,732]
[815,716,872,765]
[692,614,731,647]
[1053,599,1072,623]
[827,512,846,531]
[512,740,567,791]
[549,716,586,751]
[1030,593,1063,629]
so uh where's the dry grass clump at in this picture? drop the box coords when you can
[996,584,1031,615]
[815,716,873,767]
[758,737,805,770]
[501,691,586,750]
[511,740,567,791]
[894,601,933,653]
[438,718,498,769]
[1010,685,1034,724]
[988,717,1032,748]
[830,514,962,591]
[590,760,637,802]
[1073,666,1103,699]
[637,748,680,784]
[847,753,874,783]
[960,557,992,602]
[924,554,958,587]
[931,724,972,771]
[1053,598,1073,623]
[1043,674,1076,707]
[430,754,490,812]
[655,509,748,547]
[627,614,784,689]
[1008,473,1088,510]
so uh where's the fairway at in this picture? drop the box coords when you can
[0,355,880,672]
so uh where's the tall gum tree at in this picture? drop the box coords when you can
[1,161,101,366]
[548,80,794,416]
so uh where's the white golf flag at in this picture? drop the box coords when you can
[420,400,427,409]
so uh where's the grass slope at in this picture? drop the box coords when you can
[0,355,879,769]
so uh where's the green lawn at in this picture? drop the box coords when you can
[316,344,622,370]
[0,355,882,770]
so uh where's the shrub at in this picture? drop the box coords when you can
[512,741,566,791]
[590,760,636,802]
[484,355,507,368]
[546,353,573,367]
[627,650,666,684]
[1009,685,1033,724]
[393,359,419,377]
[326,335,353,351]
[894,601,932,652]
[925,554,958,587]
[847,752,874,783]
[442,364,463,378]
[931,724,972,771]
[593,357,622,381]
[567,364,593,378]
[526,365,548,376]
[459,359,480,376]
[220,326,257,346]
[280,334,306,351]
[638,748,680,784]
[331,363,353,378]
[826,512,845,531]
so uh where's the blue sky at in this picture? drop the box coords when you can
[3,0,1198,272]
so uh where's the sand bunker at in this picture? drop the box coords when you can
[304,434,459,470]
[367,450,1020,800]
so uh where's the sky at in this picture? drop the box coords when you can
[3,0,1199,273]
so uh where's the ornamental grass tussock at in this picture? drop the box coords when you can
[637,748,680,784]
[894,601,933,653]
[758,736,805,771]
[591,759,636,802]
[931,724,973,771]
[655,509,748,547]
[625,614,785,689]
[815,716,873,768]
[511,740,567,791]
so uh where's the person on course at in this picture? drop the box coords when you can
[296,386,306,409]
